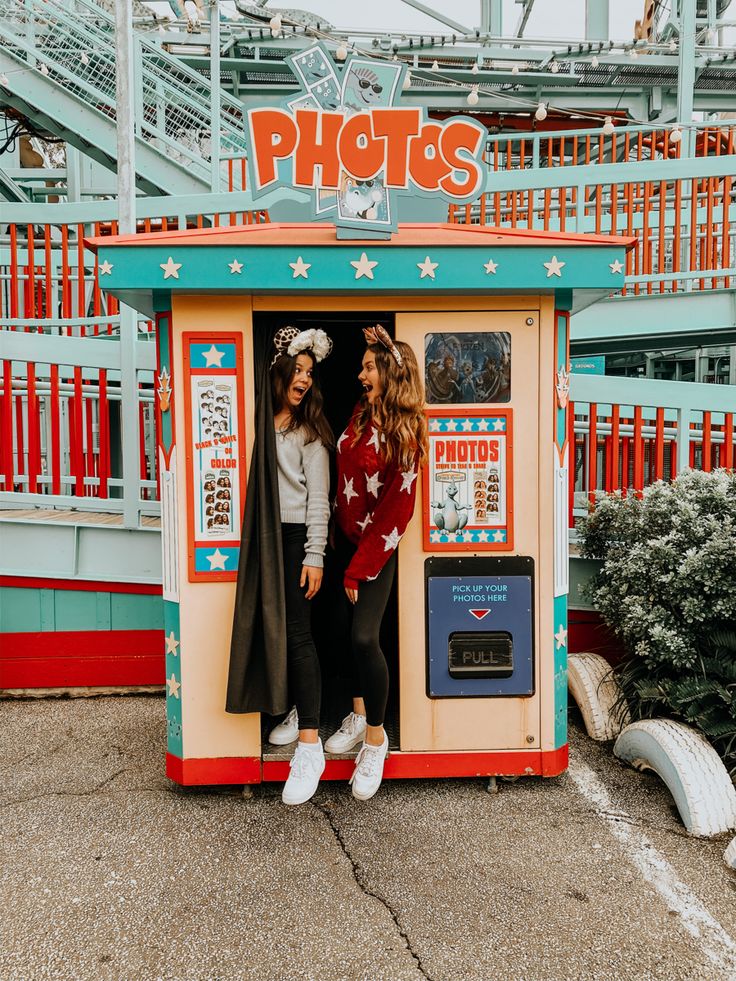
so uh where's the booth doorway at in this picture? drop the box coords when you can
[254,312,401,756]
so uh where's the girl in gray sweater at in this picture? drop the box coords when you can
[267,327,333,805]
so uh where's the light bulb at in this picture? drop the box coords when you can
[269,14,282,34]
[535,102,547,121]
[336,43,348,61]
[39,63,49,75]
[0,74,8,86]
[550,60,560,73]
[669,38,677,52]
[81,52,89,65]
[467,86,480,106]
[403,70,412,89]
[670,125,682,143]
[511,64,519,75]
[591,55,599,68]
[602,116,615,135]
[431,59,439,70]
[471,61,480,74]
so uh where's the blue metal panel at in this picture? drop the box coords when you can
[427,569,534,698]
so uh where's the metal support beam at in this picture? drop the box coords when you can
[480,0,502,35]
[114,0,135,235]
[585,0,609,40]
[677,0,697,152]
[210,0,221,193]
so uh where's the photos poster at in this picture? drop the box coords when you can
[424,411,513,551]
[190,373,240,543]
[425,332,511,404]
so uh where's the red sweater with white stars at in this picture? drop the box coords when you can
[334,407,419,589]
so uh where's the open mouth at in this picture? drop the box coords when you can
[291,385,308,401]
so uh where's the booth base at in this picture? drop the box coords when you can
[166,745,568,786]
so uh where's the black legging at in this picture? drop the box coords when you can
[332,527,396,727]
[282,523,321,730]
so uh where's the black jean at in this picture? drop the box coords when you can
[282,523,321,730]
[331,527,397,727]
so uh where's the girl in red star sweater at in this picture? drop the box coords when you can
[328,326,427,800]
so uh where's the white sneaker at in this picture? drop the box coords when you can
[282,740,325,806]
[268,706,299,745]
[324,712,367,754]
[350,732,389,801]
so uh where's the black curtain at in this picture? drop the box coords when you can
[226,325,287,715]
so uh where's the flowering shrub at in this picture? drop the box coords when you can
[577,469,736,772]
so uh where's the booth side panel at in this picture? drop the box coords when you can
[553,302,571,752]
[167,296,261,779]
[396,308,543,755]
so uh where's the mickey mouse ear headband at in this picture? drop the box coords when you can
[363,324,404,370]
[271,326,333,368]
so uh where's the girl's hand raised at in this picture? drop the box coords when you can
[300,564,323,600]
[345,586,358,605]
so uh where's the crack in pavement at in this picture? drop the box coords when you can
[313,799,435,981]
[0,767,133,809]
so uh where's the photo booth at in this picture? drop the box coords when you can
[90,221,631,786]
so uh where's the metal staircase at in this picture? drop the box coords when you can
[0,0,247,196]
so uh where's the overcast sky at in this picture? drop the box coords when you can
[264,1,647,42]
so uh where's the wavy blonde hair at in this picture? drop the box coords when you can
[353,341,428,470]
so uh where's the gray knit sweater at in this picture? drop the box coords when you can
[275,426,330,567]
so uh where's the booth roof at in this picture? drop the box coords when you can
[86,222,636,252]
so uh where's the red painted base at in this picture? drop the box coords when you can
[166,745,568,786]
[0,630,165,688]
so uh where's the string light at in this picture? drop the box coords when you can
[590,55,599,68]
[403,70,412,89]
[336,43,348,61]
[669,38,677,52]
[511,64,519,75]
[467,85,479,106]
[670,124,682,143]
[535,102,548,121]
[471,60,480,74]
[39,63,49,75]
[602,116,615,135]
[80,52,89,65]
[0,74,8,87]
[269,13,282,37]
[431,59,439,70]
[550,60,559,74]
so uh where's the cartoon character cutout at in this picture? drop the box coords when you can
[338,174,385,221]
[432,480,470,534]
[343,66,384,113]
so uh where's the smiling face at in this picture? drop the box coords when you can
[359,348,383,405]
[285,353,314,410]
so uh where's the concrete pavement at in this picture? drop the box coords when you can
[2,695,736,981]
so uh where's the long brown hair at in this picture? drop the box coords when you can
[353,341,428,470]
[271,351,334,449]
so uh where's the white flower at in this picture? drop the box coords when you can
[287,328,333,363]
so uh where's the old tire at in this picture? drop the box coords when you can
[614,719,736,837]
[568,651,629,741]
[724,837,736,869]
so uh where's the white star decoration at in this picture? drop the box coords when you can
[228,259,243,274]
[430,529,442,543]
[167,673,181,698]
[160,256,182,280]
[544,255,565,278]
[400,469,418,493]
[417,256,438,279]
[99,260,113,275]
[165,632,180,656]
[484,258,498,275]
[382,527,401,551]
[351,252,378,280]
[461,419,473,432]
[477,419,490,431]
[477,530,489,542]
[206,548,228,571]
[290,256,311,279]
[445,419,459,432]
[365,471,384,497]
[429,419,441,432]
[462,530,474,542]
[609,259,624,274]
[554,625,568,649]
[336,433,348,453]
[492,419,505,431]
[492,530,505,542]
[367,427,381,452]
[203,345,224,368]
[356,513,373,532]
[343,476,358,503]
